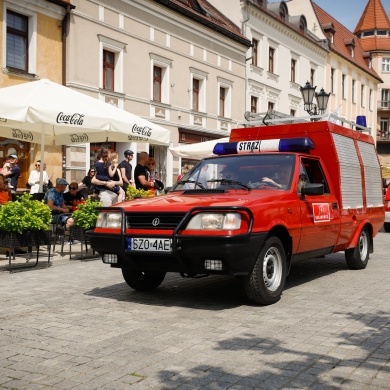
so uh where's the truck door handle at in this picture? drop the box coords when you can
[332,202,338,210]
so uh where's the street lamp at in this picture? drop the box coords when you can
[300,81,330,116]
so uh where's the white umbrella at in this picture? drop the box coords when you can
[0,79,170,190]
[0,78,170,145]
[169,137,229,160]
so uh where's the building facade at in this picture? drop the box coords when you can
[0,0,73,189]
[354,0,390,165]
[65,0,250,186]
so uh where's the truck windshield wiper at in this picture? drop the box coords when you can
[208,179,251,190]
[177,179,205,189]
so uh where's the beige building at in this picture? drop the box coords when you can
[0,0,73,189]
[354,0,390,165]
[65,0,250,185]
[288,0,382,136]
[208,0,328,117]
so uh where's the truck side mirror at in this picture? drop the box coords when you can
[300,183,324,199]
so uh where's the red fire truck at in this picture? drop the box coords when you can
[89,116,384,305]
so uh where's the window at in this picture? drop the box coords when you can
[369,89,373,110]
[150,54,172,105]
[251,96,258,113]
[268,47,275,73]
[380,118,388,139]
[301,158,330,193]
[330,68,335,93]
[99,36,126,93]
[103,50,115,91]
[310,68,315,86]
[361,85,365,107]
[219,87,226,117]
[153,66,162,102]
[268,102,274,111]
[352,79,356,103]
[291,59,296,83]
[190,68,207,113]
[252,39,259,66]
[279,6,286,21]
[192,79,200,111]
[342,74,346,99]
[6,10,28,71]
[383,58,390,72]
[382,89,389,108]
[290,109,296,116]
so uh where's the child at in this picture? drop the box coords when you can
[0,173,11,205]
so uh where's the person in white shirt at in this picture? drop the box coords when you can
[28,160,52,194]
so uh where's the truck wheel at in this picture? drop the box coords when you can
[345,227,370,270]
[384,223,390,233]
[243,236,287,305]
[122,268,166,291]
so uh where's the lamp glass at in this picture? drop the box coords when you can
[315,88,330,112]
[300,81,316,105]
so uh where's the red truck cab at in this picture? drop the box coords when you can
[89,118,384,305]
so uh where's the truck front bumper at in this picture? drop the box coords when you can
[88,231,267,277]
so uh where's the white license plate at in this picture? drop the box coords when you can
[130,237,172,252]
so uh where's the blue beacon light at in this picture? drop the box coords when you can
[213,137,315,155]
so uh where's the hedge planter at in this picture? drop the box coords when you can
[0,230,52,270]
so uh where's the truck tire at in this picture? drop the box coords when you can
[384,223,390,233]
[243,236,287,305]
[122,268,166,291]
[345,227,370,270]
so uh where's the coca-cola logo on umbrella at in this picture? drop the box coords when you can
[132,124,152,137]
[56,112,85,125]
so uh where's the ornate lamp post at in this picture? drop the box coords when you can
[300,81,330,116]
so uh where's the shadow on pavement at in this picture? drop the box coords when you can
[85,253,348,310]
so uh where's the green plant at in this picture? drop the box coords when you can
[0,193,52,234]
[72,198,102,230]
[125,185,152,200]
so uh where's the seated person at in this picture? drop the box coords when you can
[44,178,74,228]
[261,164,291,189]
[64,182,85,211]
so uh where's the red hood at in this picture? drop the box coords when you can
[113,189,292,212]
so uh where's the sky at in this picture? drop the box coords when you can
[314,0,390,32]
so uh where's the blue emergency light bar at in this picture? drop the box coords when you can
[213,137,315,156]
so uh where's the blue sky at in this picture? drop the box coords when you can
[314,0,390,32]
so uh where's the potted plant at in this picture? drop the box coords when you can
[125,186,153,200]
[0,192,52,248]
[71,198,102,240]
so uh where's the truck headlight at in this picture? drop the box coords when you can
[96,212,122,228]
[186,213,241,230]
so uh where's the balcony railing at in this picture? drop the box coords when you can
[378,100,390,110]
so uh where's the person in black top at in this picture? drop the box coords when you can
[64,182,85,211]
[78,168,96,198]
[119,150,134,193]
[134,152,155,191]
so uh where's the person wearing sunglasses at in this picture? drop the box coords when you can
[27,160,52,194]
[64,182,85,211]
[78,168,96,198]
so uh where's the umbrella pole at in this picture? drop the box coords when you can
[38,126,45,193]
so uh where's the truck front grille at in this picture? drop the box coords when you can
[126,212,186,230]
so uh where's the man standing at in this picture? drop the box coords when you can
[134,152,155,191]
[2,154,20,195]
[119,150,134,193]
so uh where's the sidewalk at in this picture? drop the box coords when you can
[0,241,99,272]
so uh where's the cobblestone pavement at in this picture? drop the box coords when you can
[0,231,389,390]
